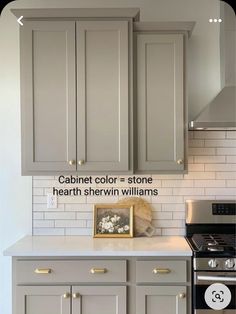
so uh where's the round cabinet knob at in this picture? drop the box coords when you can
[63,293,70,299]
[72,293,80,299]
[78,159,85,166]
[179,293,186,299]
[69,160,76,166]
[225,259,235,269]
[177,159,183,165]
[208,259,218,268]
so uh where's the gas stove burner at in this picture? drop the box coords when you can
[207,246,224,252]
[191,233,236,253]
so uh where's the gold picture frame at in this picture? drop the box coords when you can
[93,204,133,238]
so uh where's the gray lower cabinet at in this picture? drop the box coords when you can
[72,286,126,314]
[20,19,130,174]
[136,32,186,172]
[136,286,187,314]
[13,257,191,314]
[16,285,71,314]
[16,285,126,314]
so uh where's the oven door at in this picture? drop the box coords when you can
[194,272,236,314]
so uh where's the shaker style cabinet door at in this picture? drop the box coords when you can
[16,286,71,314]
[136,34,185,172]
[136,286,186,314]
[20,21,76,174]
[72,286,126,314]
[76,21,129,171]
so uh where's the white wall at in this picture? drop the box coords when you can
[0,0,221,313]
[0,5,32,314]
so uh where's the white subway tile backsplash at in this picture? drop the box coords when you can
[32,131,236,236]
[34,228,65,236]
[226,131,236,139]
[226,156,236,163]
[194,180,226,187]
[162,203,185,212]
[217,148,236,155]
[205,164,236,171]
[184,172,216,180]
[173,188,204,195]
[194,131,226,139]
[216,172,236,179]
[45,212,76,220]
[188,148,215,155]
[33,220,54,228]
[55,220,87,228]
[65,228,93,236]
[162,180,194,188]
[188,164,205,171]
[194,156,225,163]
[188,139,204,147]
[205,188,236,196]
[152,212,172,220]
[226,180,236,187]
[205,140,236,147]
[162,228,185,236]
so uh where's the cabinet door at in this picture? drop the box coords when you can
[16,286,71,314]
[76,21,129,171]
[20,21,76,174]
[72,286,126,314]
[136,286,186,314]
[136,34,184,172]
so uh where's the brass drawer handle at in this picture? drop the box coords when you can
[72,293,80,299]
[34,268,52,274]
[90,268,107,274]
[153,268,171,274]
[179,293,186,299]
[63,293,71,299]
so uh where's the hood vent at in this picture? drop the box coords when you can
[189,3,236,130]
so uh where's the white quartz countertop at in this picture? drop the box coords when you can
[4,236,192,257]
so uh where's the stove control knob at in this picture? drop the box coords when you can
[208,259,218,268]
[225,259,235,269]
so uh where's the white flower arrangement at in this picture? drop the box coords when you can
[97,212,130,234]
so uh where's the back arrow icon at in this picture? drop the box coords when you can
[17,16,23,26]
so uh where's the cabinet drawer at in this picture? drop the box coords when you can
[16,260,126,284]
[136,260,186,283]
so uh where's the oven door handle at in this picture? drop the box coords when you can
[197,275,236,282]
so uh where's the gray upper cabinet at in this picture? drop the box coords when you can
[14,8,194,175]
[76,21,129,172]
[20,21,77,173]
[136,33,185,172]
[16,8,136,175]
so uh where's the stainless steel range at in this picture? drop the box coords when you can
[186,200,236,314]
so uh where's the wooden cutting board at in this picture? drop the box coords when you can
[117,197,154,236]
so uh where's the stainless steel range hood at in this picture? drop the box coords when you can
[189,86,236,130]
[189,2,236,130]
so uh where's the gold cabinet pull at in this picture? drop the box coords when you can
[179,293,186,299]
[78,159,85,166]
[90,267,107,274]
[177,159,183,165]
[69,160,76,166]
[72,293,80,299]
[34,268,52,274]
[153,268,171,274]
[63,293,71,299]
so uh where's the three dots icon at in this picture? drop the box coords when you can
[209,18,222,23]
